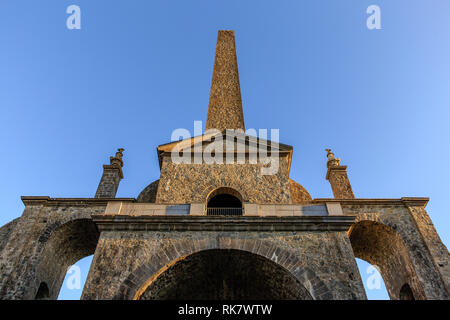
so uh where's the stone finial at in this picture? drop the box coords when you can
[205,30,245,132]
[110,148,125,168]
[325,149,340,168]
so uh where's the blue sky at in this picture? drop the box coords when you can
[1,0,449,300]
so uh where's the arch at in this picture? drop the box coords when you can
[348,220,425,300]
[206,187,244,205]
[33,218,99,300]
[57,254,94,300]
[355,258,389,300]
[206,187,244,215]
[137,249,313,300]
[35,282,49,300]
[399,283,415,300]
[201,185,248,205]
[208,194,242,208]
[114,239,332,300]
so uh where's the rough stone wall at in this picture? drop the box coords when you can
[342,202,449,299]
[0,199,106,299]
[81,230,366,300]
[205,30,245,132]
[0,218,20,254]
[156,155,293,204]
[95,165,122,198]
[405,203,449,293]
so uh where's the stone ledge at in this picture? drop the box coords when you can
[313,197,429,207]
[92,215,356,232]
[21,196,136,207]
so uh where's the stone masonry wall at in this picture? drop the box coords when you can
[0,199,107,299]
[0,218,20,254]
[405,203,449,293]
[156,154,294,204]
[95,166,122,198]
[81,230,366,300]
[342,201,448,299]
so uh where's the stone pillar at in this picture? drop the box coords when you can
[95,148,124,198]
[325,149,354,199]
[402,198,450,295]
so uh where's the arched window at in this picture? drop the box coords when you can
[206,187,243,216]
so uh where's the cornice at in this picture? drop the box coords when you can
[92,215,356,232]
[21,196,136,207]
[313,197,429,207]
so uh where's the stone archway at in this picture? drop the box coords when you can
[349,220,425,300]
[137,249,313,300]
[33,219,99,300]
[113,237,333,300]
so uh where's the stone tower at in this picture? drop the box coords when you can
[0,31,448,300]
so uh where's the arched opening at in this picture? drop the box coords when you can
[136,249,312,300]
[349,220,425,300]
[355,258,389,300]
[206,187,243,216]
[399,283,415,300]
[35,282,50,300]
[33,219,99,300]
[57,255,94,300]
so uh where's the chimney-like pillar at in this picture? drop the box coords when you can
[205,30,245,132]
[95,148,124,198]
[325,149,354,199]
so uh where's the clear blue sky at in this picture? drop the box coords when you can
[1,0,448,300]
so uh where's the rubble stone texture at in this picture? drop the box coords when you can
[0,30,448,300]
[206,30,245,132]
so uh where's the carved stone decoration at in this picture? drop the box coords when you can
[110,148,125,168]
[325,148,341,168]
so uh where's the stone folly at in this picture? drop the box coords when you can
[0,30,448,300]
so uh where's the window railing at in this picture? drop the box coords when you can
[206,207,243,216]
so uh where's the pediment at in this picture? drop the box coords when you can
[156,130,293,168]
[158,130,292,153]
